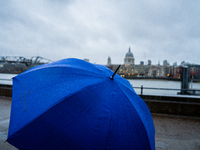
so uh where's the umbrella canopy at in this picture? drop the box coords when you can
[7,58,155,150]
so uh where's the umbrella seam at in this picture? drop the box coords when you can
[115,80,136,93]
[104,83,113,150]
[113,81,152,148]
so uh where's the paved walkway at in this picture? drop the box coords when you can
[153,114,200,150]
[0,96,200,150]
[0,97,17,150]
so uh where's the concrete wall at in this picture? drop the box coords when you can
[0,85,12,97]
[140,95,200,117]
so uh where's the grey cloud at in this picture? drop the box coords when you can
[0,0,200,65]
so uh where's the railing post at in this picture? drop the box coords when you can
[141,85,143,95]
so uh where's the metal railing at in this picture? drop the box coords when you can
[132,85,200,95]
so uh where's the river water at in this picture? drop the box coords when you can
[0,73,17,85]
[128,79,200,96]
[1,73,200,96]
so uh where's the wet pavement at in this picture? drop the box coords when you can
[0,96,17,150]
[153,114,200,150]
[0,96,200,150]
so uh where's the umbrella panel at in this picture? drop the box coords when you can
[8,80,111,149]
[8,79,154,149]
[8,71,107,138]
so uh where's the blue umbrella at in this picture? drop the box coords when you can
[7,58,155,150]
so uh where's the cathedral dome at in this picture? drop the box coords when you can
[125,47,133,58]
[124,47,135,65]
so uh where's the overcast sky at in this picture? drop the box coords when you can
[0,0,200,65]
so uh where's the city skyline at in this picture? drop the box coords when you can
[108,47,199,66]
[0,47,197,66]
[0,1,200,65]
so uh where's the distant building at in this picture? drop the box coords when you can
[148,60,152,65]
[163,60,168,66]
[84,58,89,62]
[173,62,177,66]
[181,61,185,65]
[107,56,111,65]
[140,61,144,65]
[106,48,191,79]
[173,66,182,79]
[124,47,134,66]
[188,64,200,79]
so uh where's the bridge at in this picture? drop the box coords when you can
[0,56,52,66]
[0,56,52,73]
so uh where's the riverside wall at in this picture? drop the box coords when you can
[0,85,12,97]
[1,84,200,117]
[140,95,200,117]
